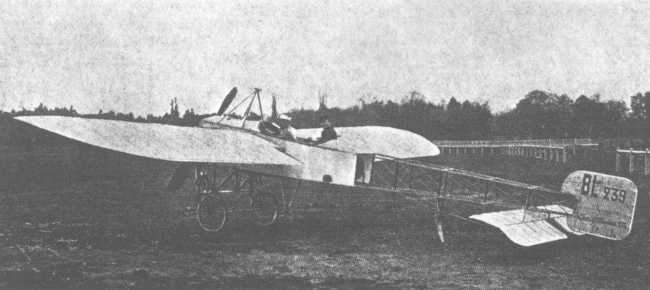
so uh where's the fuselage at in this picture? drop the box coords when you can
[199,115,363,186]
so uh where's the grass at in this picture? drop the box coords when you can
[1,144,650,289]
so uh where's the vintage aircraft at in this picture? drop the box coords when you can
[12,87,639,247]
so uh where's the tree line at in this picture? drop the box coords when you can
[1,98,207,127]
[3,90,650,140]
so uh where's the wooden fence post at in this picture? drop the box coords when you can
[573,138,577,155]
[629,148,634,175]
[524,147,528,158]
[645,149,650,176]
[615,148,620,172]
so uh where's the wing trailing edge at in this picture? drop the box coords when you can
[470,205,580,247]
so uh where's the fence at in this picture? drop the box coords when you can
[432,138,594,147]
[615,148,650,176]
[434,138,597,164]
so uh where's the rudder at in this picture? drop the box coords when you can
[562,170,638,240]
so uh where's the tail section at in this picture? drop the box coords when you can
[562,171,638,241]
[470,170,638,246]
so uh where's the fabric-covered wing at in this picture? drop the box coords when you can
[295,126,439,158]
[14,116,298,165]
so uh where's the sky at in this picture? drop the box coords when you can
[1,0,650,115]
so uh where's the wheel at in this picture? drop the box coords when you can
[196,194,227,232]
[250,191,279,226]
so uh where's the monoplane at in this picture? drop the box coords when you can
[13,87,639,247]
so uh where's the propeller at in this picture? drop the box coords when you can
[217,87,238,115]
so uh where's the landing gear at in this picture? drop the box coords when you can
[196,194,227,232]
[195,168,228,232]
[250,191,279,226]
[194,167,280,233]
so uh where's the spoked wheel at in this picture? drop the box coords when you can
[250,191,279,226]
[196,194,227,232]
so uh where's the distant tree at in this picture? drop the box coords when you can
[603,100,628,138]
[2,89,644,139]
[572,94,606,137]
[447,97,461,111]
[509,90,574,138]
[318,93,328,112]
[630,92,650,120]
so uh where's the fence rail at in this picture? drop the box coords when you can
[433,138,597,164]
[432,138,594,146]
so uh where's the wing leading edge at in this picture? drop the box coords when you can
[14,116,299,165]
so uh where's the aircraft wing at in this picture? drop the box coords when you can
[14,116,299,165]
[295,126,439,158]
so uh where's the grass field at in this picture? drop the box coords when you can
[1,146,650,289]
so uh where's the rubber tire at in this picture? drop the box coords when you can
[250,191,279,227]
[196,194,228,232]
